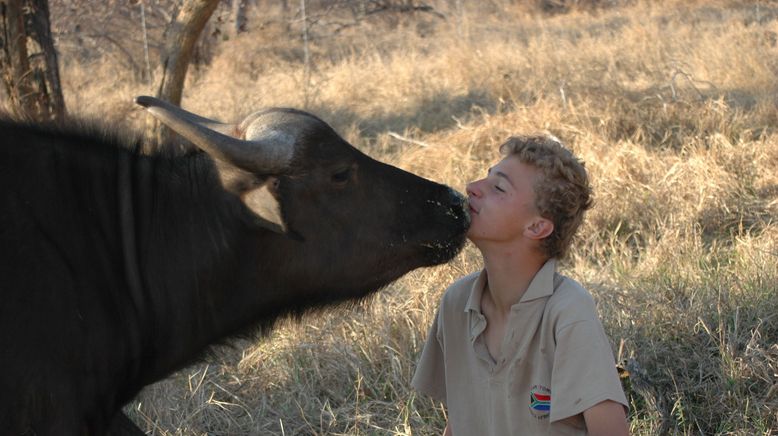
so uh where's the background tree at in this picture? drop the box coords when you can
[145,0,219,151]
[231,0,255,37]
[0,0,65,122]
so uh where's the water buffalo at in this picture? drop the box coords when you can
[0,97,469,435]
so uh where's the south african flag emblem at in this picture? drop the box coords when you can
[529,386,551,418]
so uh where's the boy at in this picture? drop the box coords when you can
[412,136,629,435]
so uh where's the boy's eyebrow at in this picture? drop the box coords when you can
[487,167,515,188]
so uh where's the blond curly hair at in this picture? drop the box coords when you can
[499,135,593,259]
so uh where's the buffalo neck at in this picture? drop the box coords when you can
[123,152,307,391]
[119,151,248,386]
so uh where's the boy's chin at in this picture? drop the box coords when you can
[465,231,485,246]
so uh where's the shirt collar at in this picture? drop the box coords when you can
[465,270,487,314]
[464,271,487,342]
[520,258,557,302]
[464,258,558,314]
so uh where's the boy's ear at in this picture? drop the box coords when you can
[525,217,554,240]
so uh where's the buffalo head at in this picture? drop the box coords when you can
[136,96,470,302]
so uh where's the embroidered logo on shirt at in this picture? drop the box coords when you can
[529,385,551,419]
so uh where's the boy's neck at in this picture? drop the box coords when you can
[480,245,548,316]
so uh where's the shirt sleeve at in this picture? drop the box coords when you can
[549,317,628,422]
[411,308,447,404]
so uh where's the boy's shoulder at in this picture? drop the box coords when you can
[439,270,482,312]
[447,270,482,292]
[551,273,595,303]
[547,272,600,326]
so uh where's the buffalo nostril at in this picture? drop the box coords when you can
[448,189,466,207]
[446,189,471,228]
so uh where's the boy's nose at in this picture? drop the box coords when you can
[466,180,481,198]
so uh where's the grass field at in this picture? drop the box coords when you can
[44,0,778,434]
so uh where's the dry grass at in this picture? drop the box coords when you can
[44,0,778,434]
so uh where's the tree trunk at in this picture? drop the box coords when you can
[231,0,247,37]
[146,0,219,152]
[0,0,65,123]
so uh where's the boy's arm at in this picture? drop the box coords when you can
[583,400,629,436]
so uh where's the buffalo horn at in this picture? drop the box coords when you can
[135,96,294,174]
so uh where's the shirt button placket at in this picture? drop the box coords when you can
[505,307,522,365]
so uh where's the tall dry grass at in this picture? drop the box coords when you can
[49,0,778,434]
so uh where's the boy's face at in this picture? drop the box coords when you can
[465,156,550,245]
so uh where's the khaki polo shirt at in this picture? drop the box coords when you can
[412,259,627,435]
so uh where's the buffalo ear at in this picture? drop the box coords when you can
[241,176,286,234]
[217,163,287,234]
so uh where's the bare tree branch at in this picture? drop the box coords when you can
[0,0,65,122]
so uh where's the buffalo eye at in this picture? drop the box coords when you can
[331,167,351,184]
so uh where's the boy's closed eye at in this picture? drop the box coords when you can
[487,167,516,192]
